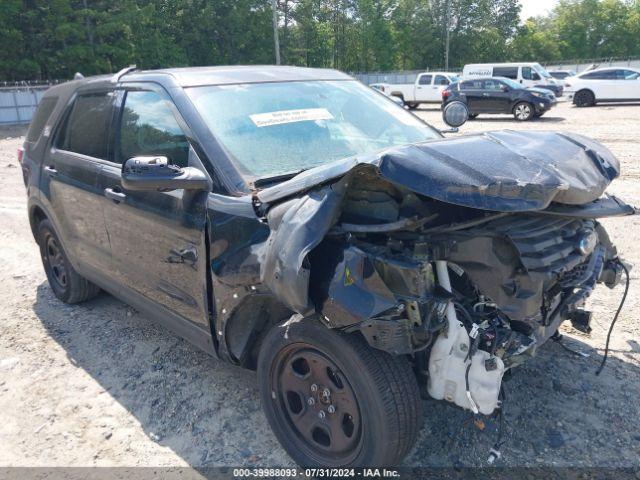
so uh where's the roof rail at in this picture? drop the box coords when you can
[111,65,137,83]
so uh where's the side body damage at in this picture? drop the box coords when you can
[208,130,634,414]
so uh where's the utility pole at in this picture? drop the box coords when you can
[271,0,281,65]
[444,0,451,70]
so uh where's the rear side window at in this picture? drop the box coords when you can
[493,67,518,79]
[418,75,432,85]
[461,80,483,90]
[118,90,189,167]
[27,97,58,143]
[57,92,114,159]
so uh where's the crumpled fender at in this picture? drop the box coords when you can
[259,179,348,314]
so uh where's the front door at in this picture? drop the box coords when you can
[482,79,512,112]
[614,69,640,99]
[98,86,209,329]
[43,90,114,274]
[430,75,451,102]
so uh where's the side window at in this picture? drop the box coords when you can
[522,67,532,80]
[581,71,611,80]
[434,75,449,86]
[57,92,113,159]
[484,79,502,91]
[493,67,518,79]
[418,75,433,85]
[461,80,482,90]
[616,69,639,80]
[27,97,58,143]
[118,91,189,167]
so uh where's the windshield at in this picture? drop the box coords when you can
[533,63,551,78]
[187,80,440,179]
[500,78,523,89]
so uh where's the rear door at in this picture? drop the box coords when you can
[97,84,210,329]
[414,74,433,101]
[459,80,486,111]
[43,90,114,274]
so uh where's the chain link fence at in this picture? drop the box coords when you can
[0,80,65,126]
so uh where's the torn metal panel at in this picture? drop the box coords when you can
[259,179,348,315]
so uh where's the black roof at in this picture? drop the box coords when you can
[44,66,354,98]
[124,65,352,87]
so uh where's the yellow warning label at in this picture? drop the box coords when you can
[344,266,355,286]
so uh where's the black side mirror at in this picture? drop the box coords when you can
[442,101,468,130]
[500,85,509,92]
[121,156,208,192]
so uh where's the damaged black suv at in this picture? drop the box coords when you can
[21,66,634,467]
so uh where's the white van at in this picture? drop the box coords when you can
[462,63,562,96]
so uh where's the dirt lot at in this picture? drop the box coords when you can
[1,101,639,468]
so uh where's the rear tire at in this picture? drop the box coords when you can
[257,317,422,467]
[37,219,100,304]
[406,102,419,110]
[574,89,595,107]
[513,102,534,121]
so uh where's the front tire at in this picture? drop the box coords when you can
[574,89,595,107]
[37,219,100,304]
[406,102,419,110]
[513,102,534,121]
[257,317,422,467]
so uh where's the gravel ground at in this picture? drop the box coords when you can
[0,101,639,468]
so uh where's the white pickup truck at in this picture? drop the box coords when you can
[372,71,459,108]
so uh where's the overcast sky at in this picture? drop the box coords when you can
[520,0,559,21]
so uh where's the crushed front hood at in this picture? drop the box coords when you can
[257,130,620,212]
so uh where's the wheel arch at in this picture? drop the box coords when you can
[222,294,295,369]
[28,202,49,240]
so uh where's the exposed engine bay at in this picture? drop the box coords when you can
[211,129,634,417]
[300,169,627,415]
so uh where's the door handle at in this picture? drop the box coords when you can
[44,165,57,177]
[104,187,126,203]
[482,93,490,96]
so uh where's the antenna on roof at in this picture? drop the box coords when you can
[111,65,137,83]
[73,72,84,80]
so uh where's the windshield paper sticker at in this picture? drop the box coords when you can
[250,108,334,127]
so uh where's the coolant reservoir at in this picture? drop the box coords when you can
[428,261,505,415]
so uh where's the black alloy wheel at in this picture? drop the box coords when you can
[37,219,100,303]
[258,317,422,467]
[272,345,362,464]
